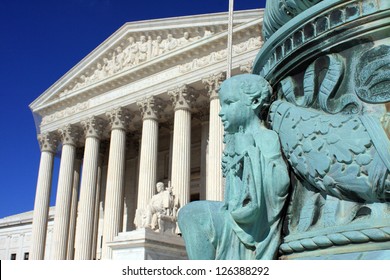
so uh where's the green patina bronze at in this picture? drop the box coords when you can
[178,74,289,259]
[179,0,390,259]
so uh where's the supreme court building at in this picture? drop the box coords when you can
[0,9,263,260]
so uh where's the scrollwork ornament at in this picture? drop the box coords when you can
[280,54,362,114]
[106,107,131,131]
[58,124,81,146]
[38,132,59,153]
[355,45,390,103]
[137,96,163,120]
[81,116,105,139]
[202,72,226,100]
[168,85,198,111]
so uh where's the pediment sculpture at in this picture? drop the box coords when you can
[60,31,210,96]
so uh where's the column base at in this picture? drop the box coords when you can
[107,228,187,260]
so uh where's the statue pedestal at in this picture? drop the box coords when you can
[107,228,187,260]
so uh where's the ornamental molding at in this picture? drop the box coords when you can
[58,124,81,146]
[137,96,165,120]
[254,0,385,80]
[202,72,226,100]
[38,132,59,153]
[168,85,198,111]
[41,101,90,125]
[106,107,132,131]
[81,116,106,139]
[280,225,390,255]
[179,36,262,74]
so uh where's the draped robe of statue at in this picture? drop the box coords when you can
[178,74,290,259]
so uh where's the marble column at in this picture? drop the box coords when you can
[51,125,80,260]
[123,135,139,232]
[198,110,209,201]
[136,97,161,216]
[74,117,105,260]
[202,72,226,201]
[168,85,197,207]
[30,132,58,260]
[66,150,82,260]
[91,142,106,260]
[101,108,129,259]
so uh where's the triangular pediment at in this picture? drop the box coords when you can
[30,9,263,122]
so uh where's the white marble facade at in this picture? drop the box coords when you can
[0,9,264,260]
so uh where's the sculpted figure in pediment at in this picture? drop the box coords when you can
[151,36,164,57]
[203,29,214,37]
[113,46,126,72]
[123,36,138,66]
[137,35,149,63]
[102,57,115,75]
[74,74,90,90]
[178,32,191,47]
[90,62,105,81]
[164,34,178,52]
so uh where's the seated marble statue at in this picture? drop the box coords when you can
[178,74,290,259]
[135,182,177,233]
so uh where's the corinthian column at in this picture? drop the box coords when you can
[194,107,209,201]
[101,108,129,259]
[168,85,197,207]
[66,148,82,260]
[202,72,225,201]
[91,142,107,260]
[74,117,105,260]
[30,132,58,260]
[135,97,161,218]
[51,125,80,260]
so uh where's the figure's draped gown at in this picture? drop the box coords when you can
[179,130,289,260]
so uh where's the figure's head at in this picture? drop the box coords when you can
[218,74,271,133]
[156,182,164,193]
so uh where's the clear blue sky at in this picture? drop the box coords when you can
[0,0,266,219]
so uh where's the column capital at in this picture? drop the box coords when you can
[38,132,59,153]
[202,72,226,101]
[58,124,81,146]
[137,96,163,120]
[81,116,105,139]
[106,107,131,131]
[168,85,198,111]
